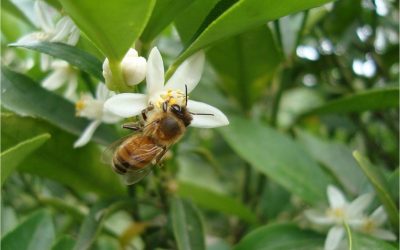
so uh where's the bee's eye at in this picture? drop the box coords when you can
[171,104,181,112]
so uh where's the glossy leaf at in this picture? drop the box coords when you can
[296,129,369,195]
[234,223,324,250]
[1,133,50,185]
[9,41,104,80]
[74,199,131,250]
[1,113,125,197]
[58,0,155,60]
[1,67,117,145]
[300,87,399,118]
[219,116,331,204]
[207,25,281,109]
[177,181,256,224]
[171,197,205,250]
[140,0,194,42]
[1,210,55,250]
[52,236,75,250]
[353,151,399,231]
[167,0,333,76]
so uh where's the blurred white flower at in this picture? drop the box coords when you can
[354,206,397,241]
[103,48,147,87]
[42,60,79,100]
[17,0,80,71]
[305,185,373,250]
[74,83,122,148]
[104,47,229,128]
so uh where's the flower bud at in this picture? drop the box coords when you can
[102,48,147,88]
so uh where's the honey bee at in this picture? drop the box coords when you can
[103,86,210,185]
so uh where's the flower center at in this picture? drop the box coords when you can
[75,95,103,120]
[327,208,345,221]
[150,89,187,110]
[362,219,375,233]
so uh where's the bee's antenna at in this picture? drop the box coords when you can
[189,112,214,116]
[185,84,188,107]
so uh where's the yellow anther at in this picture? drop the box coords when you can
[75,100,86,111]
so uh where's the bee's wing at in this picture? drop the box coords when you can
[122,145,165,185]
[101,134,134,165]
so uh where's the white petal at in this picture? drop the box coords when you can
[125,48,138,57]
[327,185,347,209]
[74,120,101,148]
[42,69,67,90]
[64,73,78,100]
[104,93,147,118]
[187,100,229,128]
[165,51,205,93]
[67,27,80,45]
[17,32,48,44]
[347,193,373,218]
[40,54,52,71]
[50,16,73,42]
[96,83,111,100]
[324,226,345,250]
[34,0,55,32]
[122,56,147,86]
[305,209,334,225]
[370,206,387,226]
[146,47,164,95]
[371,228,397,241]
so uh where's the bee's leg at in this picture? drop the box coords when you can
[153,146,168,167]
[122,122,144,131]
[141,104,154,121]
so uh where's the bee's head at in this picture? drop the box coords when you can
[170,104,192,127]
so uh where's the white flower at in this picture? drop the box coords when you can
[74,83,122,148]
[103,48,147,87]
[17,0,80,71]
[354,206,397,241]
[305,185,373,250]
[42,60,79,100]
[104,47,229,128]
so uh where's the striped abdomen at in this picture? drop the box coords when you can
[112,136,161,174]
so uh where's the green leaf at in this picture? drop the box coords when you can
[1,67,117,145]
[1,0,33,28]
[207,25,281,109]
[1,210,55,250]
[9,41,104,80]
[296,130,369,195]
[300,87,399,118]
[353,151,399,231]
[52,236,75,250]
[2,113,125,197]
[234,223,324,250]
[219,116,331,204]
[140,0,194,42]
[171,197,205,250]
[1,133,50,185]
[352,232,397,250]
[58,0,155,61]
[74,200,131,250]
[177,181,256,224]
[167,0,333,76]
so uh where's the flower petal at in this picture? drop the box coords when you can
[34,0,55,32]
[74,120,101,148]
[165,51,205,93]
[50,16,73,42]
[104,93,147,118]
[146,47,164,95]
[347,193,373,218]
[67,27,80,45]
[327,185,347,209]
[305,209,334,225]
[63,72,78,100]
[187,100,229,128]
[324,226,344,250]
[96,83,111,100]
[40,54,52,71]
[122,56,147,86]
[42,69,67,90]
[371,228,397,241]
[370,206,387,226]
